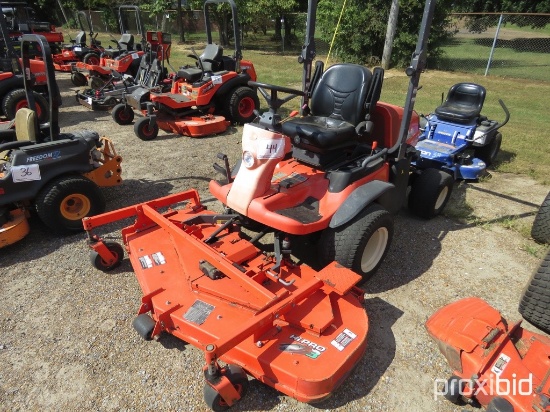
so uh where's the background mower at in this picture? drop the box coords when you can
[52,11,104,72]
[82,0,440,409]
[414,82,510,180]
[76,31,172,112]
[116,0,260,140]
[0,34,122,248]
[426,249,550,412]
[71,5,145,89]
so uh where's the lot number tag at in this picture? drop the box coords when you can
[12,164,41,182]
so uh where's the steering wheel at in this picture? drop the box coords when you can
[248,81,304,113]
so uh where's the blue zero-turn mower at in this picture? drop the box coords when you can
[413,82,510,180]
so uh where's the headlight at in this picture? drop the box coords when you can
[242,151,255,168]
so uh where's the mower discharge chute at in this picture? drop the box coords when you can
[414,82,510,180]
[116,0,259,140]
[76,31,172,112]
[71,5,146,89]
[0,34,122,249]
[52,11,104,72]
[83,0,440,409]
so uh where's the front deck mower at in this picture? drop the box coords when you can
[414,82,510,180]
[83,0,439,409]
[119,0,259,140]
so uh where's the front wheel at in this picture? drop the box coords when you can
[35,175,105,234]
[90,241,124,272]
[409,168,454,219]
[203,364,249,412]
[112,103,134,125]
[71,71,87,87]
[82,52,100,66]
[319,203,394,284]
[226,87,260,124]
[531,191,550,244]
[2,89,49,122]
[134,117,159,141]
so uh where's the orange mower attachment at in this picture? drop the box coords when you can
[426,297,550,412]
[83,189,368,409]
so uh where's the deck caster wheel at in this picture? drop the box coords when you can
[89,241,124,272]
[71,72,87,87]
[486,397,514,412]
[134,117,159,141]
[204,364,249,412]
[443,375,466,404]
[112,103,134,125]
[132,313,156,341]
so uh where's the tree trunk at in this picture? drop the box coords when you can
[381,0,399,69]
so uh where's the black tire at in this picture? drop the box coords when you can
[486,397,514,412]
[35,175,105,234]
[443,375,465,404]
[71,71,87,87]
[90,241,124,272]
[519,250,550,334]
[111,103,134,125]
[88,76,105,90]
[475,132,502,167]
[134,117,159,141]
[226,87,259,124]
[82,52,100,65]
[203,364,249,412]
[409,168,454,219]
[2,89,49,122]
[319,203,394,284]
[132,313,156,341]
[531,191,550,244]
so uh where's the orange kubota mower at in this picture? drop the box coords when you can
[426,250,550,412]
[113,0,259,140]
[82,0,441,409]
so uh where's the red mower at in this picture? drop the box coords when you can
[71,5,145,89]
[52,11,103,72]
[83,0,441,409]
[426,250,550,412]
[116,0,259,140]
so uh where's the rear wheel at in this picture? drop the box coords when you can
[226,87,259,124]
[88,75,105,90]
[319,203,393,284]
[90,242,124,272]
[82,52,100,65]
[71,71,87,87]
[519,250,550,333]
[35,175,105,234]
[475,132,502,167]
[203,365,249,412]
[409,168,454,219]
[111,103,134,125]
[531,191,550,244]
[134,117,159,141]
[2,89,49,122]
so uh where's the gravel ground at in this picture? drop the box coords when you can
[1,72,549,412]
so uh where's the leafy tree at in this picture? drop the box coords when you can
[317,0,455,67]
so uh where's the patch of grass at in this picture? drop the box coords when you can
[520,243,549,258]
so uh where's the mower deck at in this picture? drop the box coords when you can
[84,190,368,404]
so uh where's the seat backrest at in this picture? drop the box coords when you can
[135,52,153,85]
[199,44,223,72]
[310,64,373,126]
[74,31,86,46]
[446,83,485,109]
[15,108,37,142]
[119,33,135,51]
[145,59,163,88]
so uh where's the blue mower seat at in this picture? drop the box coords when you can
[434,82,486,123]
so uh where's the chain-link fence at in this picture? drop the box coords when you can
[435,13,550,82]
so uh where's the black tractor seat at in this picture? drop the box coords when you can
[177,44,224,83]
[434,82,486,123]
[102,34,135,58]
[63,31,86,49]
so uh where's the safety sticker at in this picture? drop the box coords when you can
[12,164,41,183]
[491,353,511,376]
[184,300,215,325]
[257,139,284,159]
[211,75,222,85]
[131,52,139,59]
[151,252,166,266]
[138,255,153,269]
[331,328,357,351]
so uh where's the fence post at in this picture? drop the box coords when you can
[485,13,504,76]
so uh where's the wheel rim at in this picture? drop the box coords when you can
[435,186,449,210]
[141,123,154,137]
[88,56,99,65]
[60,193,91,220]
[217,383,243,407]
[14,99,43,119]
[238,97,255,118]
[360,227,389,273]
[118,109,131,121]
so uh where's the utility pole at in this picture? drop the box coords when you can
[381,0,399,69]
